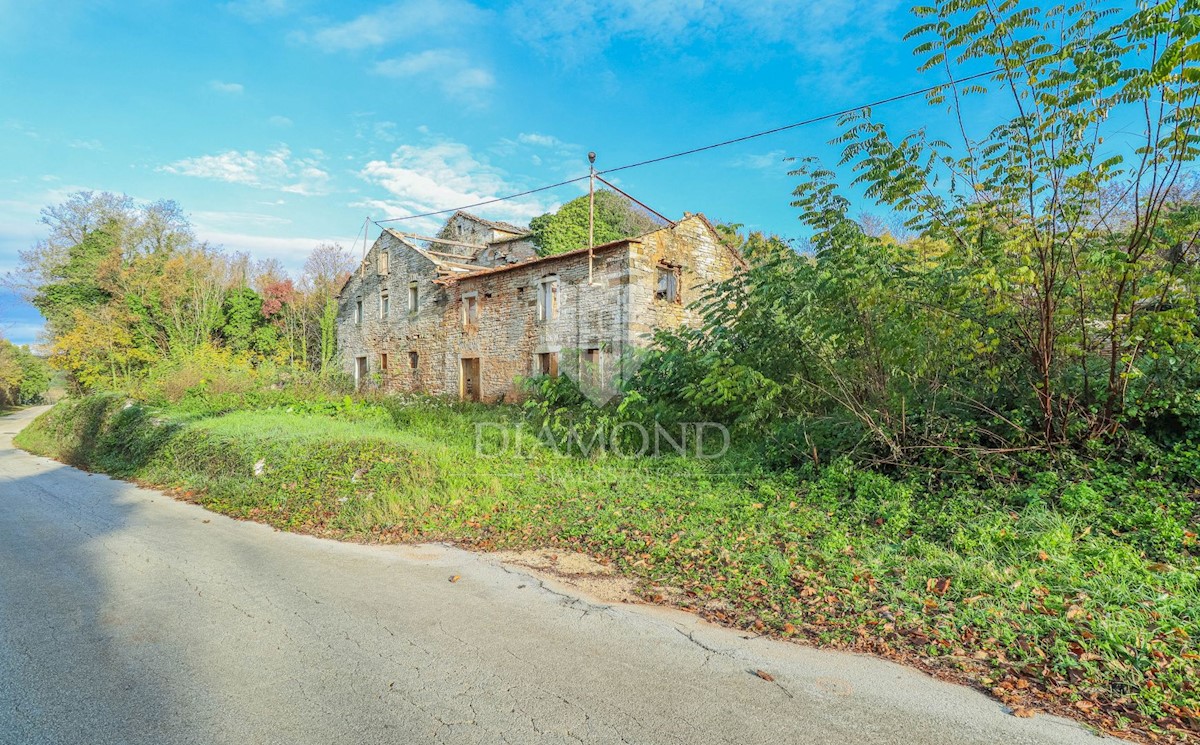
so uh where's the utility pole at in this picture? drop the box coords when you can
[360,216,370,278]
[587,151,596,285]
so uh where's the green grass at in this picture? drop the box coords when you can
[15,393,1200,741]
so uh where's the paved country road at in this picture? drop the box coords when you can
[0,406,1111,745]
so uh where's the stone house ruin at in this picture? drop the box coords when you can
[336,210,743,402]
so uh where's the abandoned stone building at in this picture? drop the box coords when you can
[336,210,744,402]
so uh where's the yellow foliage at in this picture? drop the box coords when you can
[50,308,155,390]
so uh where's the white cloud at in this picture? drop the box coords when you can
[734,149,790,170]
[4,120,40,140]
[267,115,293,127]
[297,0,486,52]
[67,138,103,150]
[191,210,293,230]
[161,146,332,196]
[372,49,494,102]
[209,80,245,95]
[495,131,586,175]
[352,117,397,145]
[517,133,563,148]
[357,139,560,232]
[194,229,360,272]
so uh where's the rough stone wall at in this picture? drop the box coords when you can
[473,239,538,267]
[437,246,632,402]
[337,214,741,402]
[626,214,740,342]
[337,232,453,394]
[438,213,523,256]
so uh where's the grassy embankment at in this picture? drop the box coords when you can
[15,393,1200,741]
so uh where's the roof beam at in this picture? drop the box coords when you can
[387,228,524,252]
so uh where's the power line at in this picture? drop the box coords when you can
[374,176,590,224]
[372,66,1006,225]
[597,70,999,175]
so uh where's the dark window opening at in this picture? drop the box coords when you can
[537,352,559,377]
[655,264,680,303]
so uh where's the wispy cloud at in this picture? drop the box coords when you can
[356,138,559,232]
[506,0,903,84]
[4,120,40,140]
[494,131,586,176]
[268,115,293,127]
[733,149,790,171]
[296,0,486,52]
[372,49,494,102]
[191,210,293,230]
[194,229,360,272]
[68,138,103,151]
[517,133,564,148]
[161,146,332,196]
[209,80,245,95]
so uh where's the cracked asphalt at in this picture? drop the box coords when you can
[0,406,1112,744]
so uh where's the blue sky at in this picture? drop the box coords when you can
[1,0,948,346]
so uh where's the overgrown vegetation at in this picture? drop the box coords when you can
[633,1,1200,465]
[2,192,355,391]
[529,189,661,256]
[0,337,50,407]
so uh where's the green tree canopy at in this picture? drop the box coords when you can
[528,190,661,256]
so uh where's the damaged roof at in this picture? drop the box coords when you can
[337,212,742,296]
[452,210,529,236]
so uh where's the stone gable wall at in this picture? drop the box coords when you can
[626,215,738,341]
[337,232,451,393]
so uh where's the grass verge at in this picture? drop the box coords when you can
[14,394,1200,742]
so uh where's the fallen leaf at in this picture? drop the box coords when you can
[1075,700,1095,711]
[783,623,796,635]
[449,575,461,583]
[753,669,775,682]
[1012,708,1036,718]
[928,577,952,595]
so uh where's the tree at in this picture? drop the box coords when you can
[647,1,1200,461]
[220,287,268,355]
[50,307,154,391]
[301,243,354,374]
[791,0,1200,446]
[3,192,134,304]
[0,339,47,406]
[528,190,661,256]
[29,222,118,338]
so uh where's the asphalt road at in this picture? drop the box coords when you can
[0,405,1111,744]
